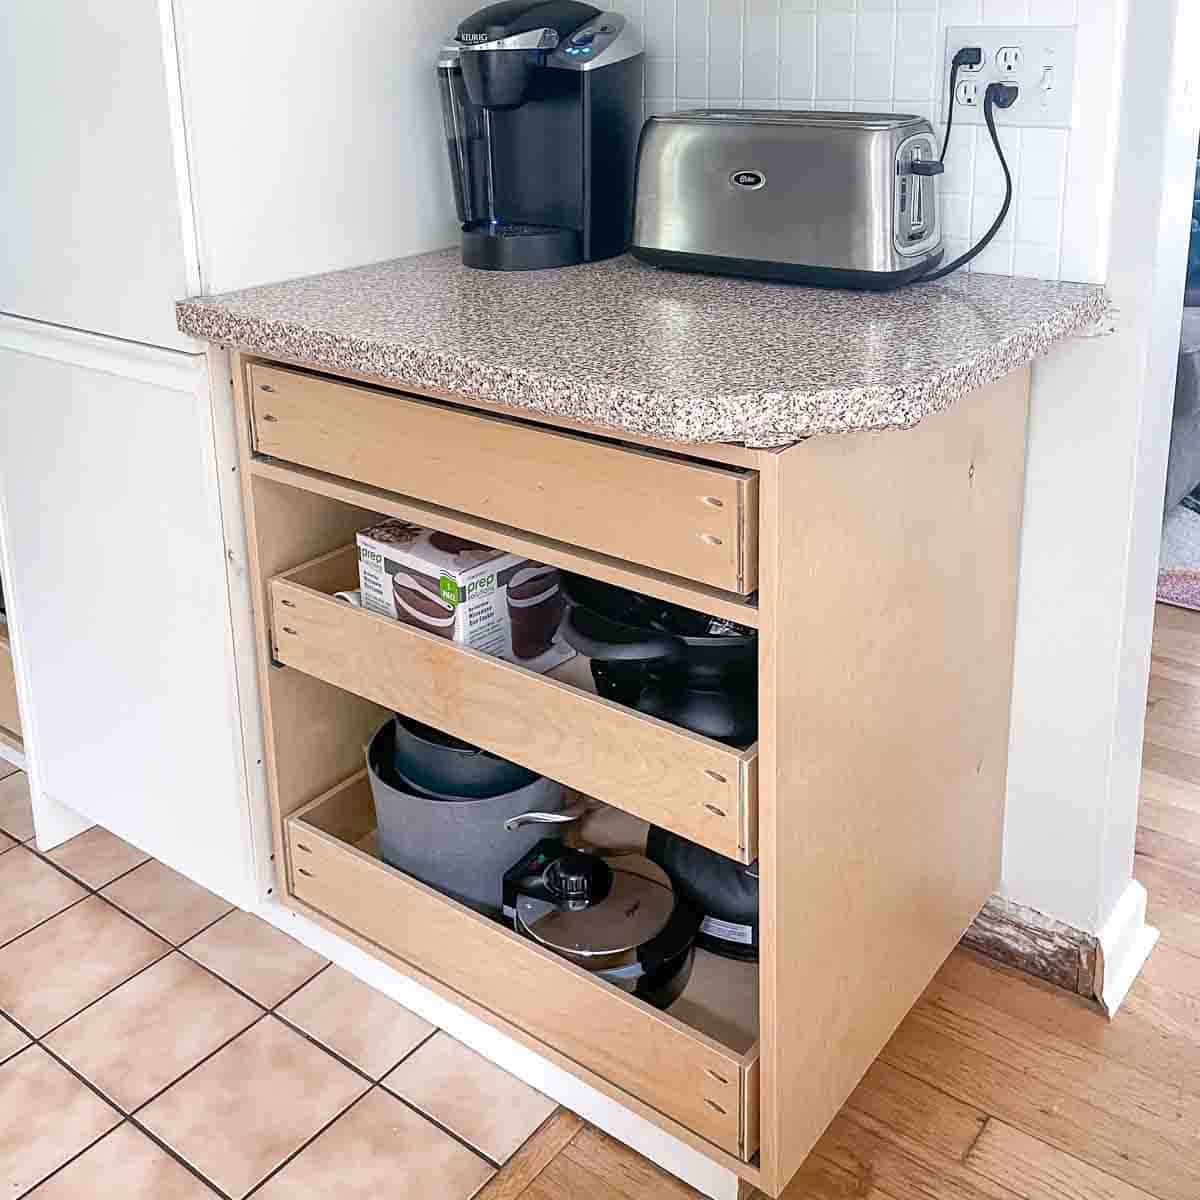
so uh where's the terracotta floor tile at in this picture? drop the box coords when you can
[24,1123,213,1199]
[383,1033,557,1165]
[48,826,149,889]
[103,859,233,945]
[183,909,326,1007]
[139,1016,367,1199]
[45,952,261,1111]
[277,964,434,1078]
[0,1046,121,1195]
[0,829,16,854]
[0,896,170,1035]
[0,845,86,945]
[254,1086,493,1200]
[0,771,34,840]
[0,1013,29,1065]
[0,759,18,781]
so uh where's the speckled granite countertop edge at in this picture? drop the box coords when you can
[177,280,1109,450]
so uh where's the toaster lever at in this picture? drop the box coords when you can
[911,159,945,176]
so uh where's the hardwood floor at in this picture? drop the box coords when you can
[499,602,1200,1200]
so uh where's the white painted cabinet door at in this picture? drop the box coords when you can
[0,0,196,350]
[0,322,257,907]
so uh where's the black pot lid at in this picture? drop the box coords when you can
[517,858,675,959]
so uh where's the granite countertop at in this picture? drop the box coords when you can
[177,250,1108,449]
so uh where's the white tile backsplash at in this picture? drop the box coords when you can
[618,0,1081,278]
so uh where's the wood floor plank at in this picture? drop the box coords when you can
[476,1109,583,1200]
[965,1120,1161,1200]
[936,949,1200,1097]
[1145,666,1200,708]
[813,1110,1020,1200]
[1136,854,1200,957]
[844,1059,988,1161]
[776,1150,888,1199]
[1140,767,1200,817]
[881,1009,1200,1200]
[1142,741,1200,789]
[913,982,1200,1150]
[1140,716,1200,759]
[1136,826,1200,874]
[1137,798,1200,847]
[560,1127,703,1200]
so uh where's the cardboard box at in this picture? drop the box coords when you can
[356,519,574,673]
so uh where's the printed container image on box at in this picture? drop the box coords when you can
[356,520,573,673]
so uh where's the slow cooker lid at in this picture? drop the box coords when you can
[517,860,675,957]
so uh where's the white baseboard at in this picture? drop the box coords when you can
[1096,879,1160,1017]
[253,898,741,1200]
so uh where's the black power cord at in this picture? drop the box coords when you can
[941,47,983,162]
[919,80,1019,283]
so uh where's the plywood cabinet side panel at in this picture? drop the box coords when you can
[756,369,1031,1195]
[230,354,388,889]
[0,625,22,738]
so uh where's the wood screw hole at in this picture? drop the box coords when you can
[702,496,725,509]
[259,384,276,393]
[705,1069,730,1085]
[699,534,724,546]
[704,770,728,784]
[280,599,296,608]
[703,1099,728,1115]
[261,413,279,422]
[297,867,315,878]
[704,803,727,818]
[295,842,312,854]
[281,626,298,636]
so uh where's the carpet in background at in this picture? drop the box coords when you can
[1159,485,1200,610]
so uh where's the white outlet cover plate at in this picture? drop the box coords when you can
[943,27,1076,128]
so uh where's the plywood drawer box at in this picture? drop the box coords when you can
[287,772,760,1159]
[0,622,20,738]
[269,547,758,862]
[248,362,759,595]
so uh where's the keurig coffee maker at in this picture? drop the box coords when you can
[439,2,644,271]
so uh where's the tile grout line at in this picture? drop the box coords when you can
[4,797,507,1190]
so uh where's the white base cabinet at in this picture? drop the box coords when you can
[0,319,259,908]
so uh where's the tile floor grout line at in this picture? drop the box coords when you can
[128,1011,271,1119]
[35,941,176,1042]
[0,890,91,953]
[379,1077,505,1171]
[121,1111,233,1199]
[88,854,155,893]
[158,900,238,948]
[11,1120,129,1200]
[239,1085,377,1199]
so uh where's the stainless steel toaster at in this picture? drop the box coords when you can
[632,110,944,290]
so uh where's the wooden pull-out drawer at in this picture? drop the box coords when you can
[288,773,759,1159]
[0,622,20,739]
[249,363,758,595]
[270,548,757,863]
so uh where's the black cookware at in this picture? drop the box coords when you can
[391,713,538,799]
[559,574,757,747]
[503,839,701,1009]
[647,826,759,962]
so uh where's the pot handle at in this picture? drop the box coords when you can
[563,605,680,664]
[504,802,587,832]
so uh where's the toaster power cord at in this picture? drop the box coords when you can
[919,82,1019,283]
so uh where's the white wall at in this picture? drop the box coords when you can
[612,0,1104,281]
[171,0,478,295]
[1004,0,1199,934]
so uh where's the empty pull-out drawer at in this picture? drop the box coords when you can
[249,362,759,595]
[0,622,20,739]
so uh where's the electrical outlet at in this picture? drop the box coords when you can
[955,79,980,108]
[944,27,1075,128]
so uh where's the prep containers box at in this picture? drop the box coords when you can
[356,519,573,673]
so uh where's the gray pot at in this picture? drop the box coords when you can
[392,714,537,799]
[368,720,572,916]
